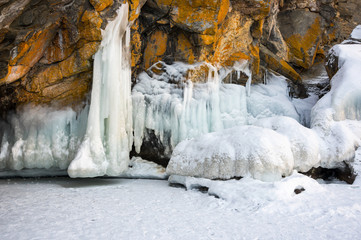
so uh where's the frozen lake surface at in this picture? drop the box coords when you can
[1,175,361,240]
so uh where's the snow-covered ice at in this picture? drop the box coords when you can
[1,174,361,240]
[350,25,361,41]
[166,125,294,181]
[311,43,361,168]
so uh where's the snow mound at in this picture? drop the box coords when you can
[169,171,325,209]
[117,157,168,179]
[255,116,320,172]
[166,125,294,182]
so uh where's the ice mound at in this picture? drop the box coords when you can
[166,125,294,182]
[247,74,300,123]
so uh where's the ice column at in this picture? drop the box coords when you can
[68,3,133,177]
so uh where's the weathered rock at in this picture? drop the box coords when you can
[89,0,113,12]
[278,9,323,69]
[281,0,318,12]
[143,29,168,69]
[0,0,31,29]
[0,0,130,113]
[260,44,301,82]
[212,12,253,67]
[1,21,60,84]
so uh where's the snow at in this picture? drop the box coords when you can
[167,125,294,181]
[292,63,329,127]
[350,25,361,41]
[117,157,168,179]
[1,174,361,239]
[68,3,133,178]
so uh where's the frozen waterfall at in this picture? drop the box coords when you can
[68,3,133,177]
[132,61,299,156]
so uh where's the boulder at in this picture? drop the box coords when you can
[278,9,323,69]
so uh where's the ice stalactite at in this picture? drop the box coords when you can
[68,3,133,178]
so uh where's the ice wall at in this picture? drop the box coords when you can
[68,3,133,177]
[0,105,87,171]
[132,62,299,155]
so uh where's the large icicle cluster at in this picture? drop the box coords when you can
[132,61,299,156]
[166,27,361,181]
[68,3,133,177]
[0,105,87,171]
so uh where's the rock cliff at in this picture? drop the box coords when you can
[0,0,359,114]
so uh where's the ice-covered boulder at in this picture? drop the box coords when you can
[166,125,294,182]
[254,116,320,172]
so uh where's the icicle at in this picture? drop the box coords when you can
[68,3,133,178]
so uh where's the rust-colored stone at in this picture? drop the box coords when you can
[176,33,195,64]
[79,10,102,42]
[143,30,168,69]
[1,22,59,85]
[278,10,322,69]
[260,44,301,82]
[89,0,113,12]
[212,12,253,67]
[27,42,99,93]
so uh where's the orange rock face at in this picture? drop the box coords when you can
[0,0,126,112]
[278,9,323,69]
[143,30,168,69]
[212,12,253,67]
[89,0,113,12]
[1,22,59,84]
[0,0,357,115]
